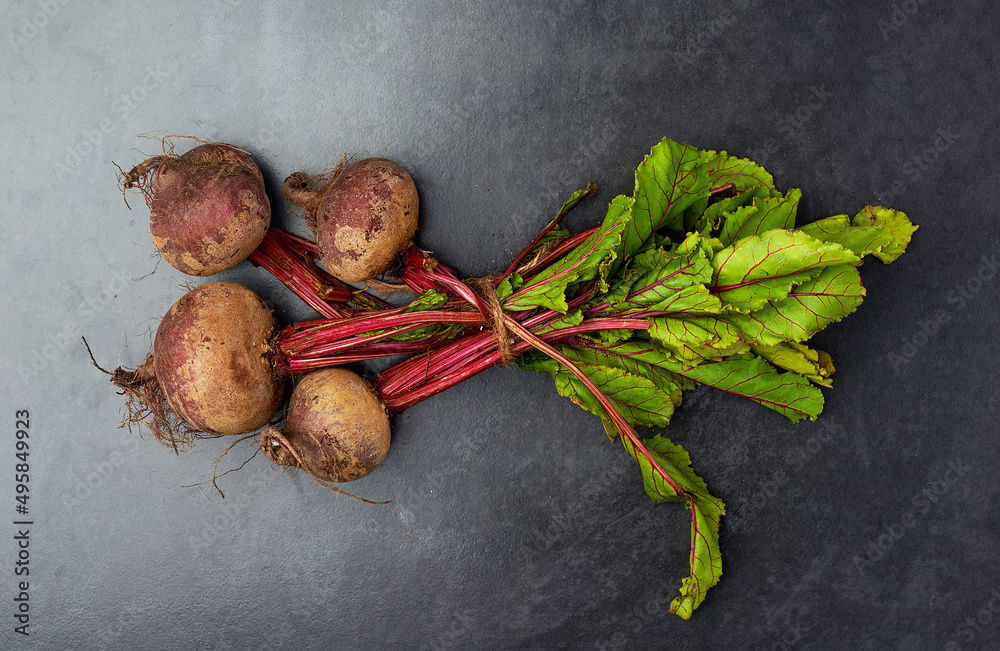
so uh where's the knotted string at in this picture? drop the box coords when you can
[469,274,517,365]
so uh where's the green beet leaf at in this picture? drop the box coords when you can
[852,206,917,263]
[698,148,776,193]
[727,263,866,346]
[554,343,687,413]
[630,246,714,296]
[522,184,598,260]
[505,195,632,312]
[603,245,719,314]
[618,434,724,620]
[643,284,721,316]
[621,139,712,260]
[693,184,773,235]
[716,189,802,246]
[799,213,890,258]
[648,316,749,361]
[519,351,676,429]
[533,309,584,336]
[495,272,522,302]
[549,183,598,230]
[715,204,758,245]
[663,354,824,422]
[751,341,835,388]
[712,229,861,312]
[685,149,780,234]
[403,288,450,312]
[801,206,916,263]
[581,327,634,347]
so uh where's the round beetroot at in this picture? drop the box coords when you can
[261,367,391,482]
[125,142,271,276]
[153,282,285,436]
[283,157,418,282]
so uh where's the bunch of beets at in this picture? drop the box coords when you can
[101,137,915,618]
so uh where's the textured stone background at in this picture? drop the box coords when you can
[1,1,997,649]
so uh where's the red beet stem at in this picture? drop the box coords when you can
[494,182,597,286]
[249,233,352,319]
[378,317,650,411]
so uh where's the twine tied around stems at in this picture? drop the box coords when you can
[469,274,517,366]
[468,239,562,365]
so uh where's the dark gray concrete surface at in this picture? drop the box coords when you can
[2,1,998,649]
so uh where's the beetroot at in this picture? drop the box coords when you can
[261,367,390,482]
[112,282,285,448]
[154,282,285,435]
[124,142,271,276]
[283,157,418,282]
